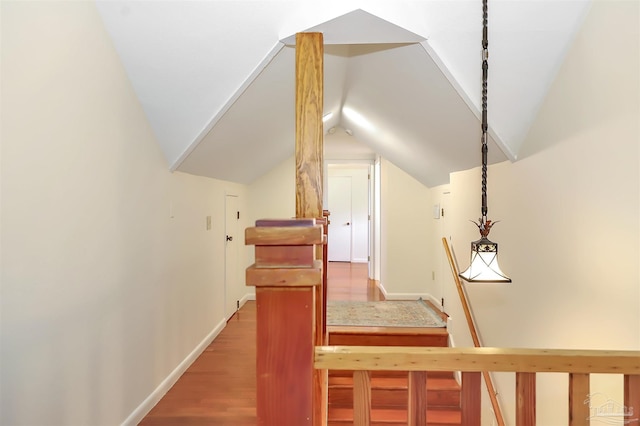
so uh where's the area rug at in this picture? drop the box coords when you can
[326,299,446,328]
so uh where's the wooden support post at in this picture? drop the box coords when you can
[295,32,323,220]
[246,219,323,426]
[408,371,427,426]
[516,372,536,426]
[295,31,325,426]
[461,372,481,426]
[569,373,589,426]
[625,374,640,425]
[353,370,372,426]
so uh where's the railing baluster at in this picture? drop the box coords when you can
[569,373,590,426]
[624,374,640,424]
[353,370,371,426]
[461,372,481,426]
[408,371,427,426]
[516,372,536,426]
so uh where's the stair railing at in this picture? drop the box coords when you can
[246,220,639,425]
[314,345,640,426]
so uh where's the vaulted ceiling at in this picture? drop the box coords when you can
[96,1,591,187]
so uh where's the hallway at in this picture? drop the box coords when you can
[139,262,375,425]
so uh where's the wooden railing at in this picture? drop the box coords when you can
[314,345,640,426]
[246,220,640,425]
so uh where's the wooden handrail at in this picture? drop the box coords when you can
[315,345,640,426]
[315,346,640,373]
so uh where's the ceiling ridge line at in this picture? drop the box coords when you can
[169,42,286,172]
[417,41,516,162]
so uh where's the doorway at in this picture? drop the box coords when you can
[326,164,371,264]
[224,194,239,320]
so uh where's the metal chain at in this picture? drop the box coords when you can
[481,0,489,221]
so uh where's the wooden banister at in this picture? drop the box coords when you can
[315,345,640,426]
[315,346,640,373]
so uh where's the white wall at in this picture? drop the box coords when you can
[245,155,296,294]
[1,2,247,424]
[247,155,296,223]
[380,158,434,299]
[446,2,639,424]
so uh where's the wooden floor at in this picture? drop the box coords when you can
[140,262,376,425]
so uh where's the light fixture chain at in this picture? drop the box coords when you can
[481,0,489,220]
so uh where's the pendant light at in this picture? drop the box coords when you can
[459,0,511,283]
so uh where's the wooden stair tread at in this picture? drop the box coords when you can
[328,375,460,391]
[327,325,448,336]
[328,327,449,347]
[328,407,461,424]
[329,369,457,379]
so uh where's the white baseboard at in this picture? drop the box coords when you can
[351,258,368,263]
[240,293,256,307]
[376,282,437,302]
[424,294,443,310]
[382,292,432,301]
[121,317,227,426]
[377,282,389,299]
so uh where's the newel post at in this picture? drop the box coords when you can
[246,219,324,426]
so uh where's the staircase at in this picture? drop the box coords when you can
[326,317,462,425]
[327,370,461,425]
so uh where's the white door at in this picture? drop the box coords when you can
[225,194,239,319]
[328,176,352,262]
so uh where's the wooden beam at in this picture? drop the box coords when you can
[295,32,323,219]
[295,32,325,426]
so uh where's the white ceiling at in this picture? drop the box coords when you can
[96,0,592,187]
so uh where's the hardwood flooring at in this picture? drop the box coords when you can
[139,303,257,426]
[140,262,374,425]
[326,262,384,302]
